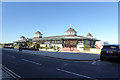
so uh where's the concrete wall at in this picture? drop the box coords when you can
[40,44,48,47]
[39,49,55,51]
[51,44,63,48]
[77,44,84,51]
[40,44,63,49]
[77,44,101,53]
[90,48,101,54]
[77,44,84,48]
[77,48,84,52]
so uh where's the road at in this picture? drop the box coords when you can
[2,49,120,80]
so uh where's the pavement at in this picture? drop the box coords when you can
[2,48,100,61]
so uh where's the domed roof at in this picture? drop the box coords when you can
[35,31,42,35]
[20,36,25,38]
[65,28,77,33]
[87,33,93,37]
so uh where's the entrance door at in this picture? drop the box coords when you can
[63,40,77,48]
[63,40,70,47]
[70,40,77,47]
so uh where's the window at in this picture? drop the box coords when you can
[57,41,60,44]
[78,41,83,43]
[51,41,54,44]
[44,41,50,44]
[103,45,119,50]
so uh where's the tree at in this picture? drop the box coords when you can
[14,43,19,48]
[84,44,90,51]
[45,45,49,50]
[57,46,60,51]
[33,43,40,49]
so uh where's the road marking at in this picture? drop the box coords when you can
[6,55,16,58]
[56,68,97,80]
[72,60,93,62]
[97,60,101,62]
[92,61,96,64]
[63,63,69,66]
[21,59,42,65]
[0,64,23,80]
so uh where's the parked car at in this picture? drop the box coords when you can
[100,44,120,60]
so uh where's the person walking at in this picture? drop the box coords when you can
[19,45,22,52]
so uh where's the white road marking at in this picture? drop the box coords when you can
[73,61,92,62]
[0,64,23,80]
[63,63,69,66]
[21,59,42,65]
[56,68,97,80]
[6,55,16,58]
[92,61,96,64]
[97,60,101,62]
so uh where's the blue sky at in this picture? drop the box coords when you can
[2,2,118,44]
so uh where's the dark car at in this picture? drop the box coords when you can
[100,44,120,60]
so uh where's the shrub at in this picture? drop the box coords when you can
[53,45,56,51]
[40,46,43,49]
[14,44,19,48]
[84,44,90,48]
[45,45,49,50]
[33,43,40,49]
[84,44,90,51]
[50,46,54,49]
[57,46,60,51]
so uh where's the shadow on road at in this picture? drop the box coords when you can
[105,59,120,64]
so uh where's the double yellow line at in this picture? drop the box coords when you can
[0,64,24,80]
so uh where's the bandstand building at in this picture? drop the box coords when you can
[14,27,100,51]
[33,28,99,49]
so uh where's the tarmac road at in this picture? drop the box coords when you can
[2,49,120,80]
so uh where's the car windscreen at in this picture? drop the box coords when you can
[103,45,119,50]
